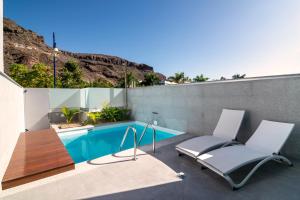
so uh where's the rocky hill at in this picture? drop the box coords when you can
[3,18,165,85]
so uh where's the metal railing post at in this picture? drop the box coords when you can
[138,123,156,154]
[120,126,137,160]
[152,127,156,153]
[133,129,137,160]
[120,124,157,160]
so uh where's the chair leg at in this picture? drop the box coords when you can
[201,165,208,170]
[223,155,292,190]
[275,155,293,166]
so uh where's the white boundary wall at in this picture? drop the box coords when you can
[24,88,125,130]
[49,89,81,110]
[0,0,3,73]
[0,74,25,185]
[47,88,125,111]
[24,88,50,131]
[0,1,26,186]
[85,88,124,111]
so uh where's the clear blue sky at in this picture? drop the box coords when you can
[4,0,300,79]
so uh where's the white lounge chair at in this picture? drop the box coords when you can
[197,120,295,190]
[176,109,245,158]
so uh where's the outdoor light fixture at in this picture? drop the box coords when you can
[53,47,59,54]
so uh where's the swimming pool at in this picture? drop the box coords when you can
[59,122,183,163]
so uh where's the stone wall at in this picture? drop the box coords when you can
[128,75,300,158]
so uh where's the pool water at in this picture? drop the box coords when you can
[59,122,178,163]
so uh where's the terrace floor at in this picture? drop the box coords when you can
[1,133,299,200]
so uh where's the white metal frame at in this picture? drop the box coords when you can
[198,154,292,190]
[196,120,295,190]
[175,109,245,158]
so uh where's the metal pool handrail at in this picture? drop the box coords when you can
[119,126,137,160]
[138,123,157,153]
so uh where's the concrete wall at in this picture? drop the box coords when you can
[24,88,50,130]
[128,75,300,158]
[0,73,25,183]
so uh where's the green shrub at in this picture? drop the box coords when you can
[60,60,86,88]
[100,106,130,122]
[9,63,54,87]
[88,79,114,88]
[140,72,160,86]
[61,107,80,124]
[86,112,101,124]
[85,106,130,125]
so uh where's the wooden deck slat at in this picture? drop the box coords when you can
[1,129,75,190]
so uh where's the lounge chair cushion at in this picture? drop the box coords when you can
[245,120,295,154]
[213,109,245,140]
[197,145,269,175]
[176,136,228,158]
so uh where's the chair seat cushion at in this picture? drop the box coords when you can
[176,136,228,158]
[197,145,269,174]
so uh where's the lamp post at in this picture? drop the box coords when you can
[123,62,128,108]
[52,32,59,88]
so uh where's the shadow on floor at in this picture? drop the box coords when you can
[85,134,300,200]
[86,152,148,166]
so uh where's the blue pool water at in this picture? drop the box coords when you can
[59,122,178,163]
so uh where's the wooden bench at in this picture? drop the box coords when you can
[1,129,75,190]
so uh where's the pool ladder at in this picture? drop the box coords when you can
[119,123,157,160]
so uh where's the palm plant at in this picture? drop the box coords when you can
[117,72,138,88]
[141,72,160,86]
[232,74,246,79]
[168,72,190,84]
[193,74,209,82]
[61,107,80,124]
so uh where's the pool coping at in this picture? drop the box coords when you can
[56,121,186,136]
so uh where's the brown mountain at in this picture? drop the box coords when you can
[3,18,165,85]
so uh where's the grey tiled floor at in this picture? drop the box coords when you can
[1,134,299,200]
[89,134,300,200]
